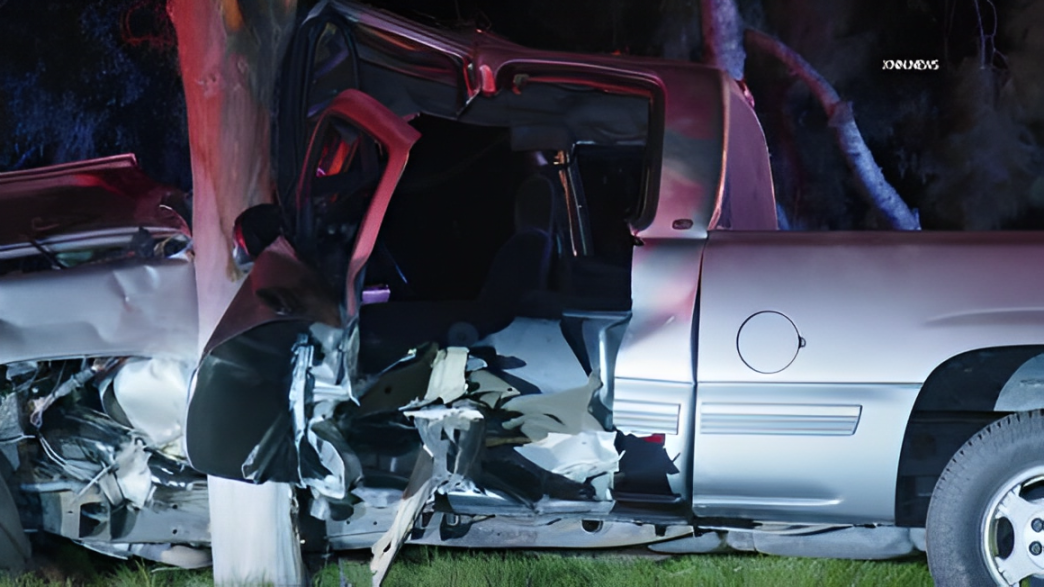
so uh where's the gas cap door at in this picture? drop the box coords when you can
[736,311,803,374]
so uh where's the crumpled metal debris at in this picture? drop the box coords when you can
[370,405,484,586]
[239,328,364,509]
[29,365,95,428]
[293,335,363,502]
[513,431,620,501]
[406,347,470,408]
[500,369,604,440]
[369,451,433,587]
[466,369,521,409]
[36,410,154,509]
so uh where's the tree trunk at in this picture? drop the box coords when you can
[700,0,746,80]
[167,0,303,584]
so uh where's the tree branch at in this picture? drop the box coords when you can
[699,0,745,80]
[745,28,920,230]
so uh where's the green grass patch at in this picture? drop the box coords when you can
[2,544,932,587]
[313,547,933,587]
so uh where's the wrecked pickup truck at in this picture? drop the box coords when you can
[7,2,1044,587]
[185,2,1044,585]
[0,154,207,569]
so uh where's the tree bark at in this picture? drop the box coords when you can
[167,1,303,584]
[700,0,746,80]
[745,28,921,230]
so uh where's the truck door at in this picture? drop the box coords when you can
[185,89,419,482]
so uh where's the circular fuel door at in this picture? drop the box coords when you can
[736,311,802,374]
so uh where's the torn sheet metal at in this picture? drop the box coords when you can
[501,370,605,440]
[406,406,485,487]
[371,406,484,586]
[287,334,363,504]
[0,257,198,365]
[404,347,469,409]
[370,451,434,587]
[188,236,346,481]
[301,419,364,510]
[466,369,521,409]
[309,322,358,406]
[513,431,620,501]
[290,336,313,456]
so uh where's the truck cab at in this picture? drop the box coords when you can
[186,2,1044,584]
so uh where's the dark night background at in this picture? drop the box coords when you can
[1,0,1043,230]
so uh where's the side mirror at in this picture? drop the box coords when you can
[232,204,284,270]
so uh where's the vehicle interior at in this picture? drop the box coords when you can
[356,113,641,375]
[274,20,687,514]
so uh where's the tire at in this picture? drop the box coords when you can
[0,475,29,573]
[927,410,1044,586]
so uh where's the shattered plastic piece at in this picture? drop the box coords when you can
[501,370,605,440]
[405,347,469,409]
[513,431,620,500]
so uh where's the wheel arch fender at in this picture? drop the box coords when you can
[895,345,1044,526]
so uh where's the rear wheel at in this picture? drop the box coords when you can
[927,410,1044,586]
[0,475,29,573]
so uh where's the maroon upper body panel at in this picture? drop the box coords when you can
[0,154,189,251]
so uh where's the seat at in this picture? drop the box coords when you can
[358,174,558,371]
[474,173,556,317]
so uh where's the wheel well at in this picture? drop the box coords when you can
[895,346,1044,526]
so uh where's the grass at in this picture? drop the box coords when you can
[1,542,933,587]
[315,547,933,587]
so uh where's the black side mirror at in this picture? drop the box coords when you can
[232,204,284,269]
